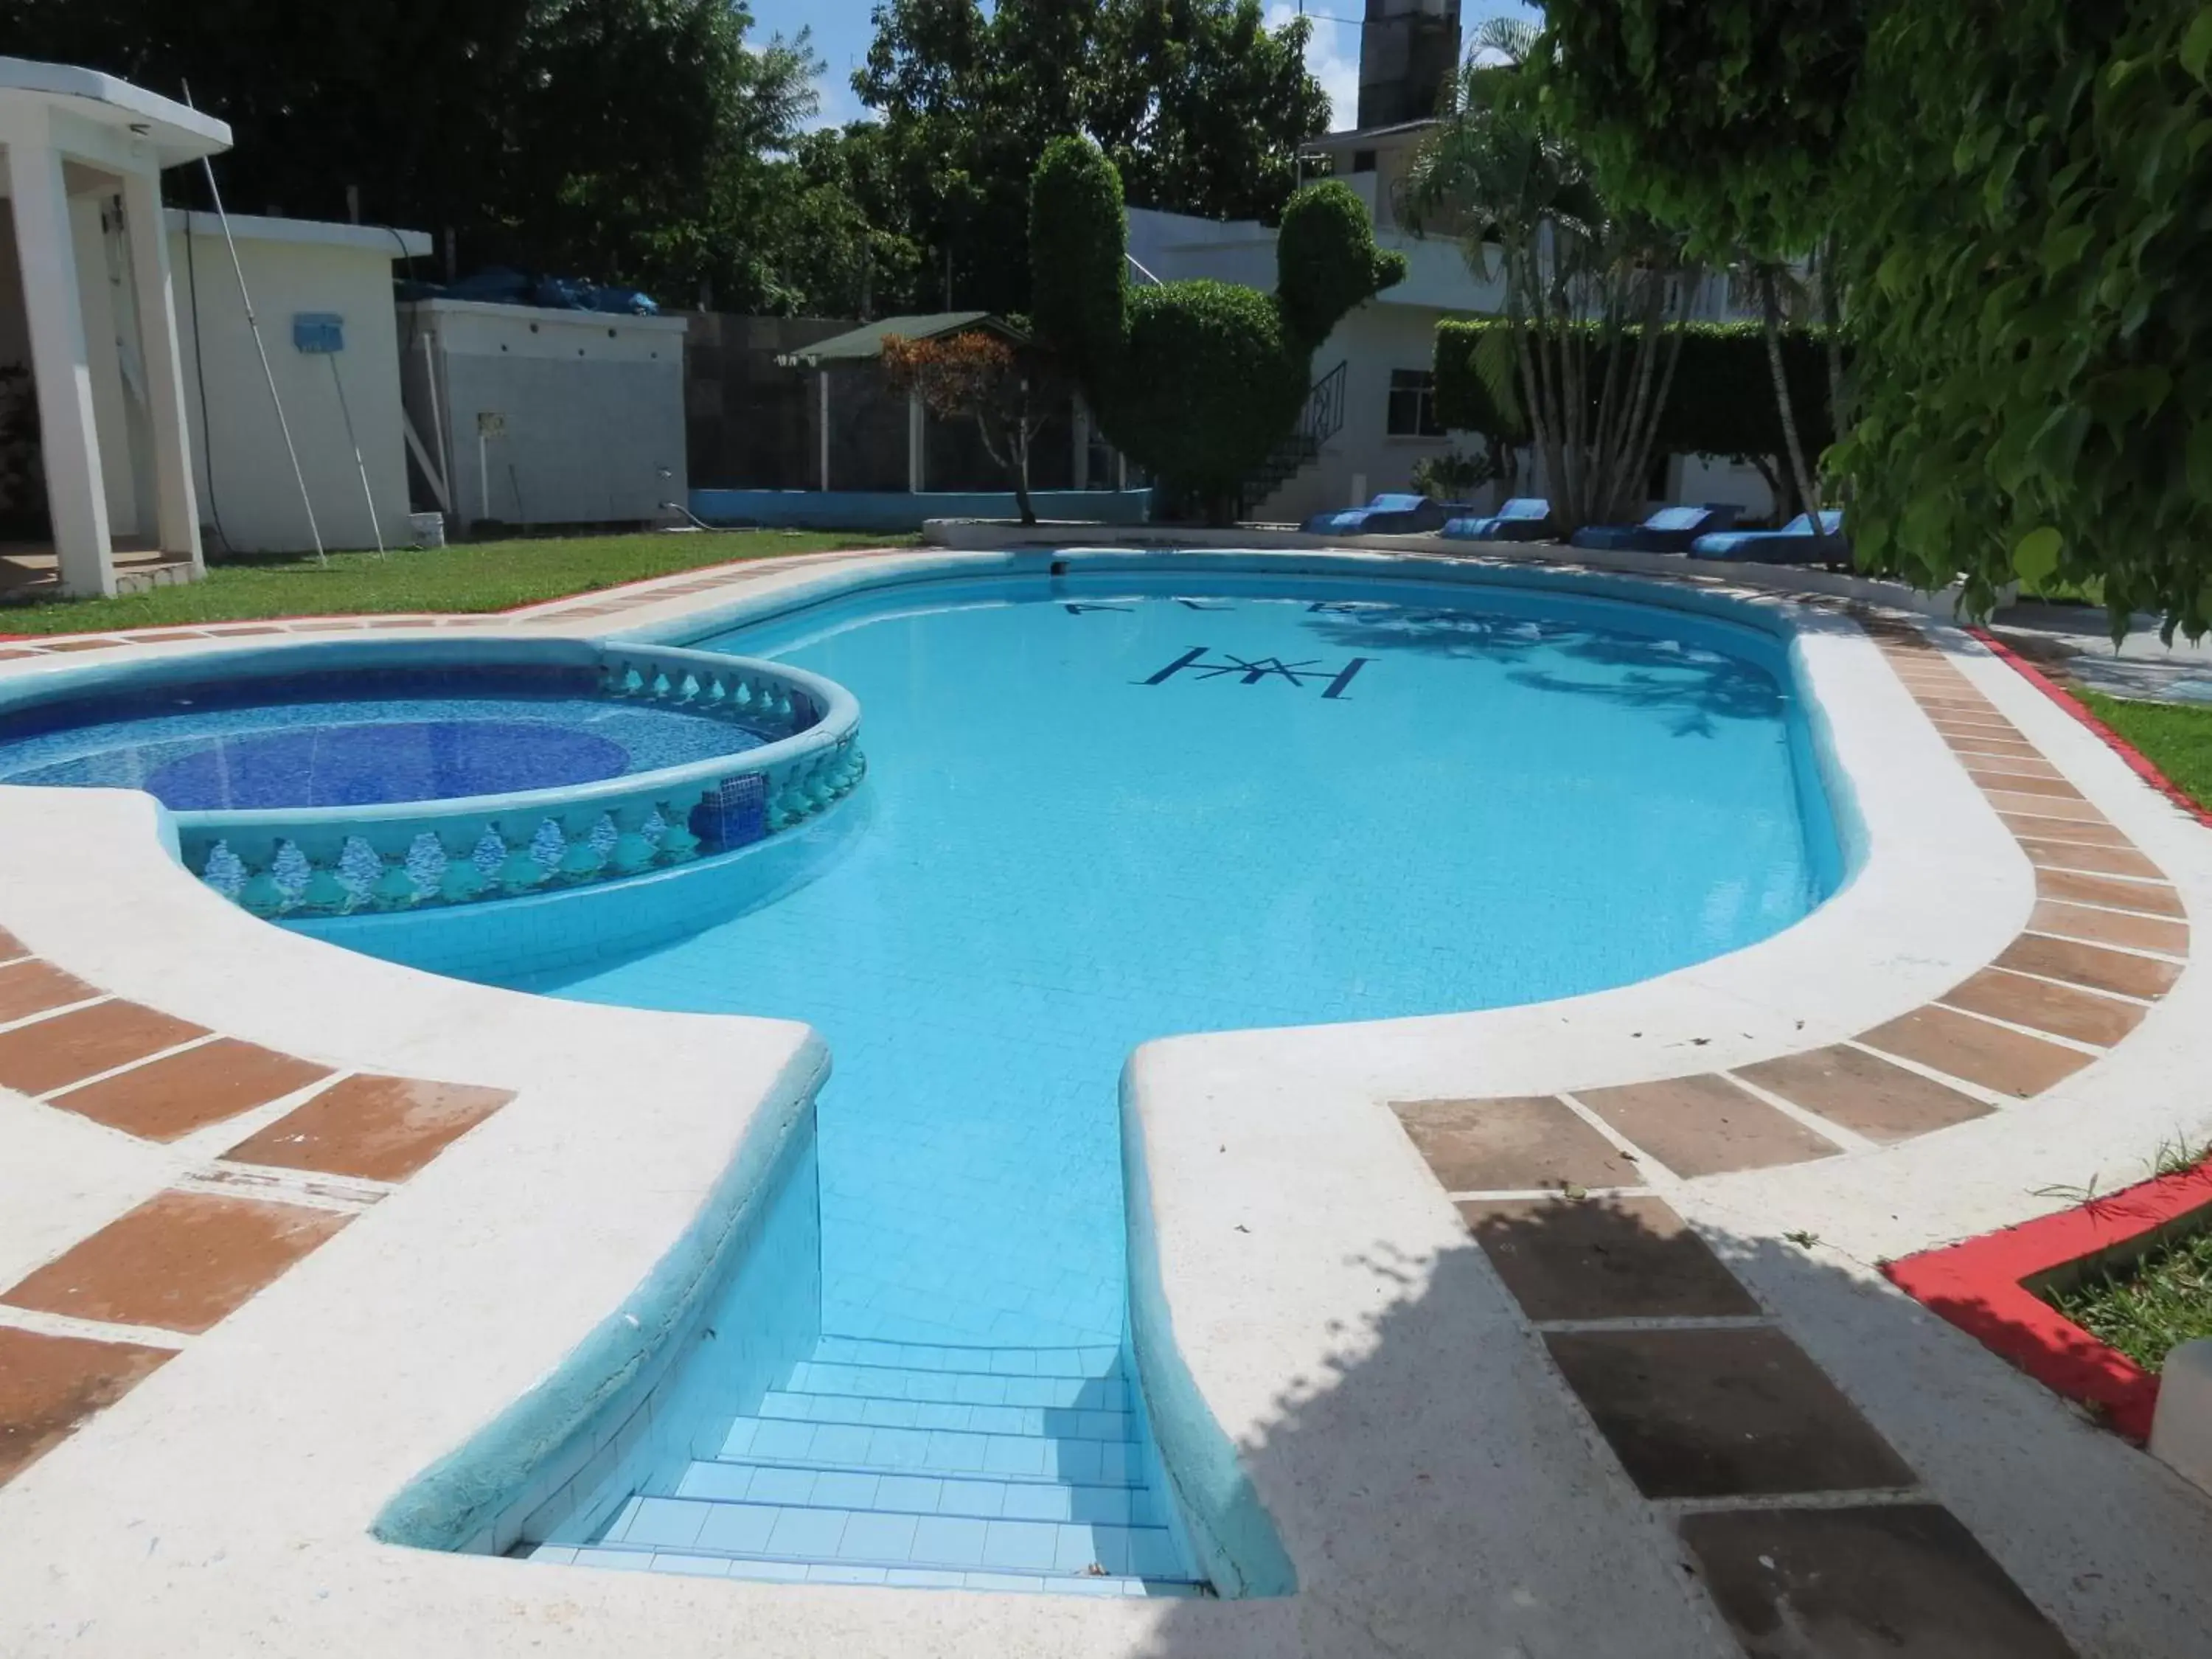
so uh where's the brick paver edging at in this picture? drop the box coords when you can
[1971,626,2212,831]
[0,546,904,656]
[0,921,512,1488]
[1885,1158,2212,1442]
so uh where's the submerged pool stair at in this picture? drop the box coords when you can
[533,1336,1208,1594]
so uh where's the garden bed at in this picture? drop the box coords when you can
[1887,1158,2212,1441]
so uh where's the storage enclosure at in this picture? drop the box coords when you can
[398,298,686,532]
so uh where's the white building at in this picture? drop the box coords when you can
[1129,117,1779,525]
[0,58,220,596]
[0,58,428,594]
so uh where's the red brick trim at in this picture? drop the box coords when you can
[1885,1159,2212,1442]
[1971,627,2212,830]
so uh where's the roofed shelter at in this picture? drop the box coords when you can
[0,58,229,597]
[776,311,1027,495]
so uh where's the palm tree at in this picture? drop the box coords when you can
[1402,28,1701,533]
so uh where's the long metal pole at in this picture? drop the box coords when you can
[326,355,385,554]
[182,82,324,563]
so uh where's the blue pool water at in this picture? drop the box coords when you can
[0,667,770,809]
[493,569,1840,1588]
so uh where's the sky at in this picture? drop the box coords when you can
[748,1,1545,134]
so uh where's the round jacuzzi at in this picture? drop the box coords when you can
[0,636,864,919]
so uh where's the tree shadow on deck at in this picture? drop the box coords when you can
[1123,1191,2210,1658]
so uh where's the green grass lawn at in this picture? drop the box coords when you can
[0,529,908,637]
[2048,1225,2212,1374]
[2076,690,2212,812]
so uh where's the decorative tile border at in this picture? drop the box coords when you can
[0,921,513,1489]
[1389,624,2191,1199]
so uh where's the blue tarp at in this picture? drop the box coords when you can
[396,267,658,316]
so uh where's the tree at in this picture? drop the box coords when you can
[1538,0,2212,636]
[880,330,1062,525]
[1403,43,1701,535]
[1433,318,1837,521]
[1030,137,1404,521]
[858,0,1329,316]
[0,0,825,308]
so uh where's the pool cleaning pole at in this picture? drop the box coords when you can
[182,83,326,566]
[325,355,386,555]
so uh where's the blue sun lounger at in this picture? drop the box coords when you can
[1301,493,1453,535]
[1569,503,1739,553]
[1688,509,1847,563]
[1439,497,1554,542]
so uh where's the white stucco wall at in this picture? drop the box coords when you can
[169,211,423,554]
[1251,303,1463,523]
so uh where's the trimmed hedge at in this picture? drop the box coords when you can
[1030,136,1130,385]
[1113,281,1308,507]
[1030,138,1405,515]
[1433,318,1835,465]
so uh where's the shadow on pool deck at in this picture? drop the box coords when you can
[1121,1194,2212,1658]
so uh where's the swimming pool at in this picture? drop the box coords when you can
[447,563,1840,1590]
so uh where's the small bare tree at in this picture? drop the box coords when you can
[880,330,1062,526]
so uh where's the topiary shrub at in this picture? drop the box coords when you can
[1030,136,1405,519]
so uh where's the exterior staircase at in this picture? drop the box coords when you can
[1241,358,1346,515]
[524,1335,1207,1595]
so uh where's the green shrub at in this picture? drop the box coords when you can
[1276,181,1409,347]
[1433,316,1834,474]
[1537,0,2212,633]
[1029,139,1404,515]
[1029,136,1129,384]
[1110,282,1307,507]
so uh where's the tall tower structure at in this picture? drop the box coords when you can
[1355,0,1464,128]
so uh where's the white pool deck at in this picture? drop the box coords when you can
[0,542,2208,1657]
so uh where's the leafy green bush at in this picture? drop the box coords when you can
[1111,282,1307,509]
[1029,139,1404,516]
[1666,323,1832,462]
[1410,449,1504,501]
[1537,0,2212,633]
[1277,183,1409,346]
[1434,316,1834,473]
[1029,136,1130,385]
[1834,1,2212,630]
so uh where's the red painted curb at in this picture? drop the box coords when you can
[1971,627,2212,830]
[1886,1159,2212,1441]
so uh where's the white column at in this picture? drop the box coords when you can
[906,392,924,493]
[119,167,203,571]
[817,369,830,493]
[4,132,114,596]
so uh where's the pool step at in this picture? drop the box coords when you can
[550,1338,1206,1591]
[569,1491,1194,1585]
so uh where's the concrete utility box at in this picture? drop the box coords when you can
[397,298,686,530]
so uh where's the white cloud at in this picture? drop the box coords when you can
[1267,4,1362,133]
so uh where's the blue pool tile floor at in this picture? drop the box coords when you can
[524,1337,1204,1594]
